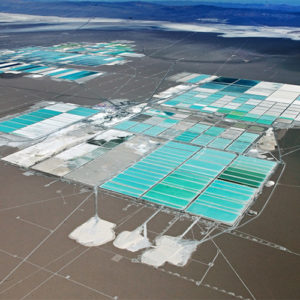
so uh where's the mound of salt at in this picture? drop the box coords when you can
[141,235,199,268]
[114,227,152,252]
[69,216,116,247]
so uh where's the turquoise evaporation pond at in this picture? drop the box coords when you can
[127,122,152,133]
[143,126,167,136]
[10,64,38,71]
[101,139,259,223]
[114,120,139,131]
[47,69,74,76]
[219,155,277,189]
[115,112,259,153]
[188,123,210,134]
[58,70,98,81]
[101,141,200,200]
[186,179,256,225]
[142,148,236,210]
[22,66,49,73]
[174,125,226,146]
[173,124,260,154]
[0,106,99,134]
[113,117,179,136]
[67,107,99,117]
[208,137,233,150]
[5,65,98,80]
[0,108,63,133]
[191,134,215,146]
[174,131,198,143]
[226,132,259,153]
[187,74,211,83]
[7,46,126,67]
[160,77,287,126]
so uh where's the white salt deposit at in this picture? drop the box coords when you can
[22,171,34,176]
[2,13,299,41]
[114,208,162,252]
[0,135,30,148]
[56,143,98,160]
[2,123,96,167]
[247,149,267,159]
[0,12,123,24]
[153,84,191,99]
[89,111,116,125]
[113,227,151,252]
[141,235,199,268]
[257,128,277,151]
[265,180,275,187]
[126,139,157,155]
[92,129,132,142]
[69,216,116,247]
[120,52,145,58]
[102,115,133,127]
[128,103,147,114]
[26,74,43,78]
[141,218,200,267]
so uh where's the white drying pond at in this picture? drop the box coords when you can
[92,129,132,142]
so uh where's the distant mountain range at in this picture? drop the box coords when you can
[1,1,300,27]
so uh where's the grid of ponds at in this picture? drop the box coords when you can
[52,42,135,58]
[101,141,200,199]
[0,72,281,226]
[113,109,261,154]
[162,75,300,126]
[11,49,122,67]
[0,103,100,139]
[0,42,139,82]
[33,130,133,177]
[186,179,256,224]
[0,102,278,225]
[0,62,101,83]
[0,42,134,67]
[114,117,178,136]
[168,72,213,84]
[101,138,277,225]
[219,155,277,188]
[174,125,259,153]
[100,104,279,225]
[142,148,236,211]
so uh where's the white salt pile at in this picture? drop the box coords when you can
[69,216,116,247]
[141,218,200,267]
[113,226,151,252]
[114,208,162,252]
[141,235,199,268]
